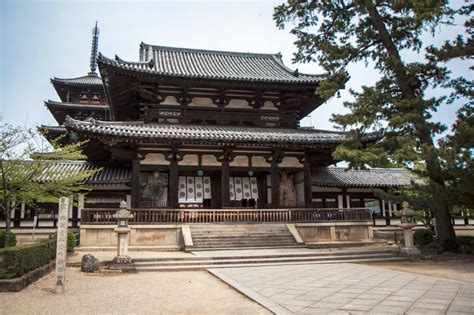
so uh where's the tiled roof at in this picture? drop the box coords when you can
[51,73,103,87]
[39,125,67,134]
[64,117,355,146]
[45,100,109,111]
[35,161,130,184]
[312,167,419,188]
[97,43,325,84]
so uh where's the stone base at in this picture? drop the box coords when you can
[112,255,132,264]
[400,246,421,257]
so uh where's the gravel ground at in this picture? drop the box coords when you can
[365,257,474,283]
[0,268,270,315]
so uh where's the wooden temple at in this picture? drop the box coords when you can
[30,23,427,234]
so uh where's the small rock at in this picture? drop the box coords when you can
[81,254,100,273]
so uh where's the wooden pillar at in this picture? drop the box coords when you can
[169,159,179,208]
[303,161,312,208]
[221,161,230,208]
[166,148,182,209]
[342,188,348,208]
[218,148,234,208]
[271,161,280,208]
[131,159,141,208]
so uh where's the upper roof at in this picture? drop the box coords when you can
[311,167,420,188]
[51,73,103,87]
[98,43,325,84]
[64,117,362,148]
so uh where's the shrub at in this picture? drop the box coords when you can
[67,232,76,252]
[444,236,474,255]
[0,238,56,279]
[414,229,435,246]
[0,230,17,248]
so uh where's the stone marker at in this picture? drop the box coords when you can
[81,254,99,273]
[55,197,69,293]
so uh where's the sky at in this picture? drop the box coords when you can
[0,0,471,136]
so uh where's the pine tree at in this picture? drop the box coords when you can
[274,1,472,246]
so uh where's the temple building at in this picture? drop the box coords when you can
[6,23,444,245]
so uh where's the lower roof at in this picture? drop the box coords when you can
[64,117,375,148]
[36,161,414,189]
[312,167,419,188]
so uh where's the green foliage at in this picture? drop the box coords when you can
[0,123,100,247]
[443,236,474,255]
[0,230,16,248]
[0,238,56,279]
[414,229,435,246]
[67,232,76,252]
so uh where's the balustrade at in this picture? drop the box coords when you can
[81,207,372,225]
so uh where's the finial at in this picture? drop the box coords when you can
[89,21,100,74]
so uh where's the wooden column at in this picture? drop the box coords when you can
[131,159,141,208]
[221,161,230,208]
[218,148,234,208]
[303,161,312,208]
[166,149,182,209]
[269,150,283,208]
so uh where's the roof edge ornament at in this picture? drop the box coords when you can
[89,21,100,74]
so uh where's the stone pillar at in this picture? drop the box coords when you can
[55,197,69,293]
[131,159,141,208]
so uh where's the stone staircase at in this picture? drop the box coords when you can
[108,247,405,272]
[188,224,299,250]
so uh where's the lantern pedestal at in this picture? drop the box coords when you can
[113,227,132,264]
[112,201,133,264]
[399,226,421,257]
[398,202,421,257]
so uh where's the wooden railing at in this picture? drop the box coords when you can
[81,208,372,225]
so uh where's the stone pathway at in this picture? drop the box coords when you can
[210,263,474,314]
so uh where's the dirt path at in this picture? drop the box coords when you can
[365,258,474,283]
[0,268,270,315]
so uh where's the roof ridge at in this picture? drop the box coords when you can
[140,42,279,59]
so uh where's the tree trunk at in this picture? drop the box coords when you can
[4,208,11,248]
[365,1,455,244]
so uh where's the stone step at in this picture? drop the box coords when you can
[124,254,399,268]
[190,245,305,251]
[191,236,295,241]
[132,248,398,262]
[109,257,406,272]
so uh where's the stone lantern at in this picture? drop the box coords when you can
[398,201,421,256]
[113,201,133,264]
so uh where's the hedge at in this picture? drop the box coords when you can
[0,238,56,279]
[413,229,435,246]
[0,231,77,279]
[444,236,474,255]
[0,230,17,248]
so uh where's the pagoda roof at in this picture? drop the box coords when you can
[45,100,109,124]
[99,43,325,84]
[64,117,376,148]
[51,73,103,87]
[312,167,420,188]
